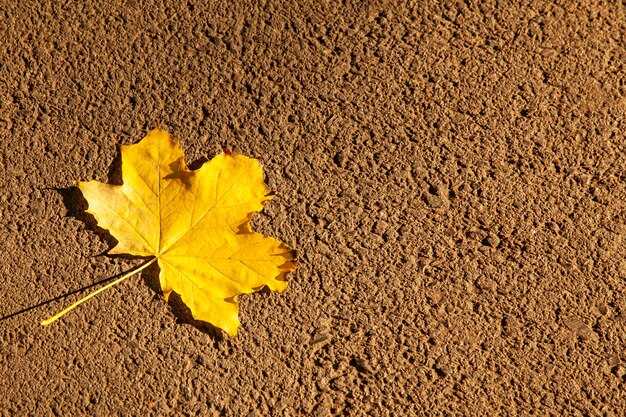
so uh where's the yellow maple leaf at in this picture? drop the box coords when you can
[42,129,296,336]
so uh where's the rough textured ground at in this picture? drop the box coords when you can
[2,1,626,416]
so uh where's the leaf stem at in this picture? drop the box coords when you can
[41,257,158,326]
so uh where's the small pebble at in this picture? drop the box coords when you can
[502,315,520,335]
[598,303,609,315]
[425,194,447,209]
[484,233,500,248]
[310,332,330,346]
[563,317,599,342]
[476,276,497,292]
[350,358,373,374]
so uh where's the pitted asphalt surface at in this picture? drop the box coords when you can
[1,1,626,415]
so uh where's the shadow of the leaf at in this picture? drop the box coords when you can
[141,260,226,341]
[0,268,132,322]
[57,186,119,255]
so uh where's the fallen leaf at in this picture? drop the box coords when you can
[44,128,296,336]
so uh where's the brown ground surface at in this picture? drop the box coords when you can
[1,1,626,416]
